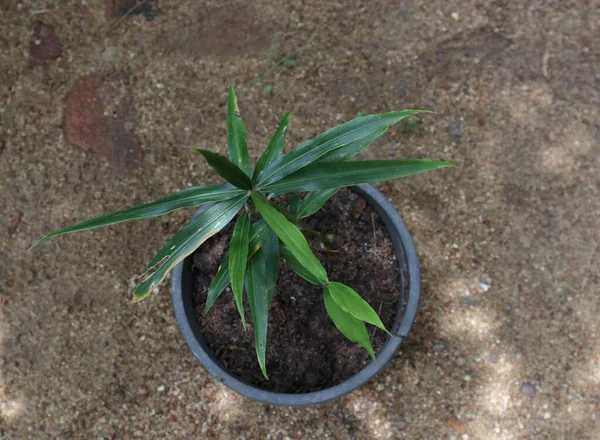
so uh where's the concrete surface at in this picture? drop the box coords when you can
[1,1,599,439]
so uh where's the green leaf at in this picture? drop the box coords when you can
[256,110,433,186]
[324,286,375,362]
[285,193,301,212]
[327,282,389,334]
[245,242,275,379]
[229,213,251,326]
[261,231,280,306]
[253,112,291,182]
[204,219,271,313]
[251,194,328,284]
[30,184,244,249]
[281,244,323,285]
[260,159,454,194]
[227,85,251,176]
[318,110,430,162]
[194,149,253,190]
[133,194,247,301]
[288,189,338,219]
[316,127,385,162]
[204,257,231,314]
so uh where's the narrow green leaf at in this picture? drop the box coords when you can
[288,189,338,219]
[194,149,253,190]
[285,193,301,212]
[204,219,271,313]
[318,110,430,162]
[260,159,455,194]
[281,244,323,285]
[251,194,328,284]
[133,195,247,301]
[253,112,291,182]
[261,232,280,306]
[204,257,231,314]
[327,282,389,334]
[30,184,244,249]
[324,287,375,362]
[317,126,386,162]
[256,110,434,186]
[245,244,273,379]
[227,85,251,176]
[229,213,251,326]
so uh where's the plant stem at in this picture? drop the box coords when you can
[275,205,332,248]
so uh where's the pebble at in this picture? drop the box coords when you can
[395,420,408,430]
[480,283,490,292]
[157,385,165,392]
[543,412,552,420]
[102,46,117,61]
[447,119,462,141]
[521,383,536,398]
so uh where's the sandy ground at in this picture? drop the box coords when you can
[1,1,599,439]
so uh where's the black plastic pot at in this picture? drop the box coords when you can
[171,184,420,406]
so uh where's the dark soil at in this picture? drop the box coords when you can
[191,188,401,393]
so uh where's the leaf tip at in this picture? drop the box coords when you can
[132,284,152,302]
[369,350,377,364]
[28,233,54,251]
[228,84,239,112]
[131,295,147,303]
[259,364,269,380]
[27,240,41,251]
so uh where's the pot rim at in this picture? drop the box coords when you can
[171,183,420,405]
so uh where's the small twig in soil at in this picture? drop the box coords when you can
[239,36,317,91]
[542,44,550,78]
[274,202,332,248]
[371,212,377,251]
[120,319,140,348]
[126,275,139,298]
[108,0,149,34]
[377,299,398,305]
[371,302,384,339]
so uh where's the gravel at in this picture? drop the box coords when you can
[521,383,537,398]
[1,1,598,439]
